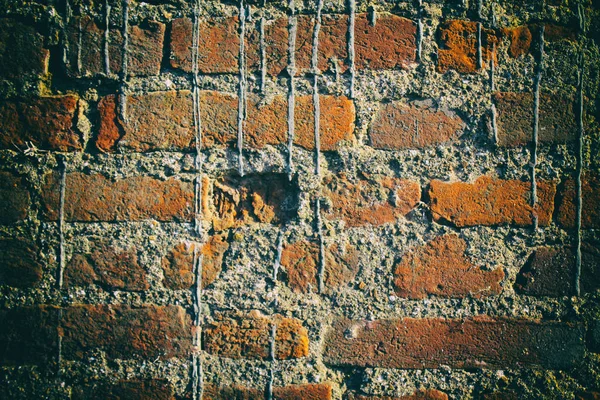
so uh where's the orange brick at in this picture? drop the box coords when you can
[437,20,499,73]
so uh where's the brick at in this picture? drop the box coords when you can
[354,13,417,70]
[42,172,194,222]
[493,92,576,146]
[437,20,499,73]
[323,174,420,227]
[501,24,577,58]
[61,305,192,360]
[97,91,194,152]
[200,91,354,151]
[0,96,81,151]
[369,100,464,149]
[556,172,600,229]
[162,234,229,290]
[65,241,149,291]
[0,171,30,224]
[203,311,309,360]
[0,239,42,288]
[66,17,165,77]
[428,176,555,227]
[0,306,58,366]
[72,380,174,400]
[346,390,449,400]
[393,234,504,298]
[514,242,600,296]
[323,317,584,369]
[0,19,49,79]
[203,383,332,400]
[280,240,359,293]
[203,174,299,231]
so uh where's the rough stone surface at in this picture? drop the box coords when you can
[0,239,42,288]
[0,19,49,79]
[428,176,555,227]
[393,234,504,299]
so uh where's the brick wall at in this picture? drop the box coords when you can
[1,0,600,399]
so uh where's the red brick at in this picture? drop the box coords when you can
[66,17,165,77]
[161,234,229,290]
[428,176,555,227]
[42,172,194,222]
[200,91,354,151]
[493,92,576,146]
[0,171,30,224]
[97,91,194,152]
[355,13,417,70]
[323,174,420,227]
[203,383,332,400]
[60,305,192,360]
[437,20,499,73]
[0,306,58,366]
[72,380,174,400]
[280,240,359,293]
[203,174,299,231]
[393,234,504,298]
[323,317,584,369]
[501,24,577,58]
[0,19,49,79]
[514,242,600,296]
[65,241,148,291]
[369,100,464,149]
[0,239,42,288]
[203,311,309,360]
[346,390,449,400]
[0,96,81,151]
[556,172,600,229]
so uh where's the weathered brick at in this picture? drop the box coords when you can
[355,13,417,70]
[556,173,600,229]
[200,91,354,151]
[162,234,229,290]
[369,100,464,149]
[0,306,58,366]
[42,172,194,222]
[203,311,309,360]
[66,17,165,77]
[501,24,577,58]
[65,241,148,291]
[203,383,332,400]
[61,305,192,360]
[72,380,174,400]
[323,174,420,227]
[0,239,42,288]
[393,234,504,299]
[280,240,359,293]
[0,19,49,79]
[97,91,194,152]
[514,242,600,296]
[437,20,499,73]
[0,171,30,224]
[428,176,555,227]
[346,390,449,400]
[203,174,299,231]
[0,96,81,151]
[323,317,584,369]
[493,92,576,146]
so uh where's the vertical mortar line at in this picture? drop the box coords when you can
[192,246,205,400]
[490,43,495,91]
[104,0,111,75]
[57,156,67,289]
[312,0,325,294]
[267,231,284,400]
[119,0,130,123]
[348,0,356,98]
[238,0,247,177]
[260,0,267,93]
[476,0,483,70]
[530,25,544,230]
[575,4,586,296]
[286,0,297,181]
[76,12,83,74]
[62,0,71,66]
[416,0,423,63]
[368,5,377,26]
